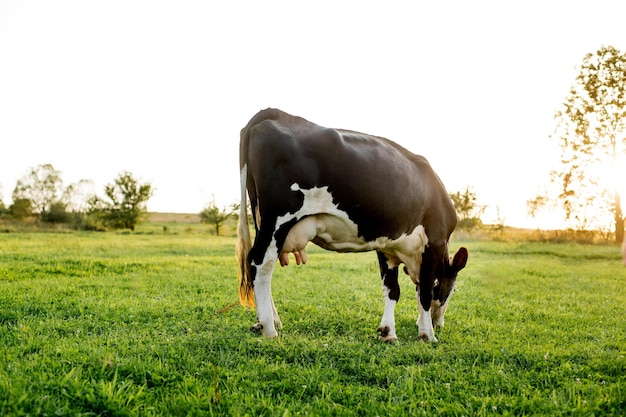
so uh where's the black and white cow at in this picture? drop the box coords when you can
[237,108,468,342]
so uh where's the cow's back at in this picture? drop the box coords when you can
[241,108,455,242]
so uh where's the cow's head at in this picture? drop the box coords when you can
[431,247,468,327]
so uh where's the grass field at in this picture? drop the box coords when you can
[0,223,624,415]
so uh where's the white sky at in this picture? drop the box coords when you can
[1,0,625,228]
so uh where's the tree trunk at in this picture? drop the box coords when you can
[615,191,624,243]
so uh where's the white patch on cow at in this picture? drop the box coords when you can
[416,290,437,342]
[241,164,262,229]
[240,164,248,207]
[250,235,281,337]
[279,184,360,256]
[255,204,261,229]
[378,286,398,342]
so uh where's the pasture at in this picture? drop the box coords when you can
[0,224,624,416]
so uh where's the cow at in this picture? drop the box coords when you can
[236,108,468,342]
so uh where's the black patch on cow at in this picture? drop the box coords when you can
[377,251,400,301]
[273,217,300,256]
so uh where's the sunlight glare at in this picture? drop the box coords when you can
[606,153,626,198]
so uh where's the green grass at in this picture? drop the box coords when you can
[0,230,624,415]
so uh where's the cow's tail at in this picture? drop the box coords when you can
[236,164,255,308]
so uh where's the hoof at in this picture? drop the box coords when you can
[418,332,438,342]
[377,326,398,343]
[251,323,278,338]
[381,335,399,343]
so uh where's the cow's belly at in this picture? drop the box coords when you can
[282,214,428,261]
[310,214,376,252]
[277,184,428,270]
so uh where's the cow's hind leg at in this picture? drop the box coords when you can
[249,243,281,338]
[376,252,400,342]
[271,288,282,329]
[251,282,282,334]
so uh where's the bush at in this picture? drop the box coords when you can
[9,198,33,220]
[42,202,69,223]
[457,217,483,230]
[72,212,107,231]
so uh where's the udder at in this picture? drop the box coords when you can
[279,248,307,266]
[279,216,318,266]
[279,214,376,266]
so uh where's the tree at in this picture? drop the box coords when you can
[12,164,64,220]
[449,187,485,230]
[200,199,236,236]
[530,46,626,242]
[0,195,6,217]
[63,179,96,214]
[9,198,33,220]
[90,172,153,231]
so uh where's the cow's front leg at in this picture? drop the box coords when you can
[416,286,437,342]
[376,252,399,342]
[251,255,280,338]
[414,250,439,342]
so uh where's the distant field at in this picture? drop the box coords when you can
[0,229,624,415]
[147,212,201,224]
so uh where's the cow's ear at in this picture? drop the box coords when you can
[451,247,468,272]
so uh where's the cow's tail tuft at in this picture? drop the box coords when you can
[236,164,255,308]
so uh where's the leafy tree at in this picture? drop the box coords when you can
[200,199,236,236]
[9,198,33,220]
[12,164,64,220]
[449,187,485,230]
[531,46,625,242]
[90,172,153,231]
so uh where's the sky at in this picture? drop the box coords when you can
[1,0,625,229]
